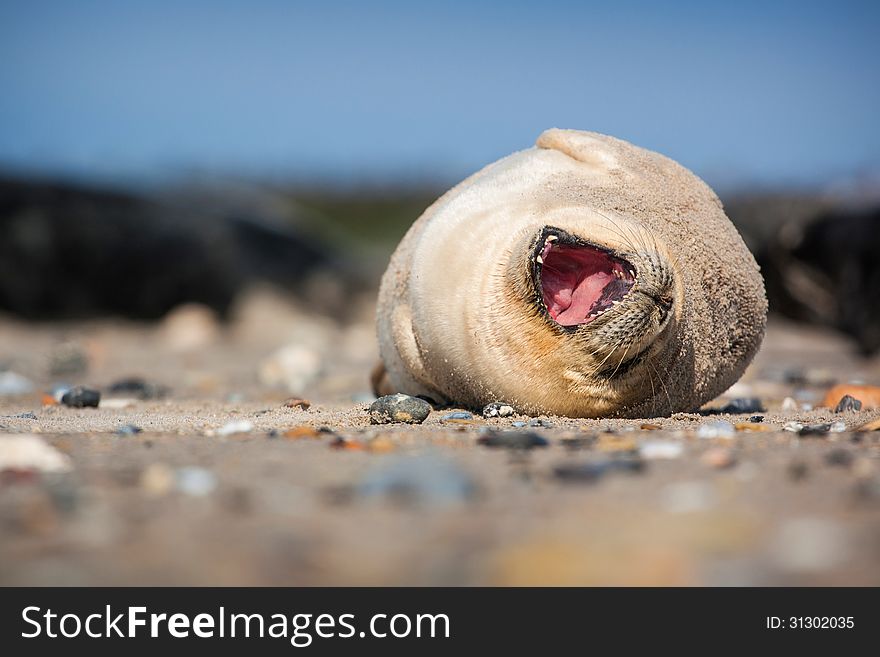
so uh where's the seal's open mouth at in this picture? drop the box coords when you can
[536,234,636,327]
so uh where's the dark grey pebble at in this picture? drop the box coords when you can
[748,415,764,423]
[477,431,549,450]
[356,456,477,506]
[719,398,765,414]
[369,394,431,424]
[442,411,474,421]
[824,448,854,467]
[107,377,169,400]
[482,402,515,418]
[834,395,862,413]
[554,457,644,483]
[798,423,831,437]
[44,475,79,515]
[788,461,809,481]
[116,424,143,436]
[528,418,554,428]
[562,436,596,450]
[2,412,37,420]
[60,386,101,408]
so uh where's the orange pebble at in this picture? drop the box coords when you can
[283,426,321,439]
[822,384,880,410]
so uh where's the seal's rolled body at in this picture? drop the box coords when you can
[376,129,767,418]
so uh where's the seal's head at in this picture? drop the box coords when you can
[502,211,684,416]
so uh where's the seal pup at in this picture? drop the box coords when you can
[375,129,767,417]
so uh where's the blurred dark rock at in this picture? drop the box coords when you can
[726,195,880,355]
[0,175,366,321]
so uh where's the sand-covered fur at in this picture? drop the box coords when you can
[376,129,767,417]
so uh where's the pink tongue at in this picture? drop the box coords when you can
[540,243,617,326]
[551,272,613,324]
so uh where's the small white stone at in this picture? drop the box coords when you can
[141,463,174,496]
[781,397,798,412]
[661,481,715,513]
[100,398,136,409]
[216,420,254,436]
[771,517,848,573]
[0,371,35,396]
[697,420,735,439]
[640,440,684,460]
[176,467,217,496]
[829,421,847,433]
[0,435,72,473]
[258,344,322,395]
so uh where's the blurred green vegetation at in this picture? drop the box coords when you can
[288,186,443,264]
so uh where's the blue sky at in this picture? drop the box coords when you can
[0,0,877,189]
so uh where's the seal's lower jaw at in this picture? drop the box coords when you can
[536,236,636,326]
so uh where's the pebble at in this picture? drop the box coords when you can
[3,412,37,420]
[783,421,804,433]
[216,420,254,436]
[330,436,365,450]
[366,436,396,454]
[49,383,72,402]
[824,448,854,467]
[0,435,72,473]
[258,344,322,395]
[661,481,715,513]
[116,424,143,436]
[282,426,322,439]
[141,463,174,496]
[100,398,136,409]
[595,435,638,453]
[771,518,847,573]
[787,460,809,481]
[477,431,549,450]
[283,398,311,410]
[696,420,735,439]
[175,467,217,496]
[781,397,798,412]
[734,422,773,432]
[797,423,833,437]
[60,386,101,408]
[369,394,431,425]
[511,421,527,428]
[107,377,168,400]
[483,402,515,418]
[822,384,880,410]
[639,440,684,460]
[441,411,476,424]
[748,415,764,423]
[554,457,644,483]
[160,303,221,352]
[718,398,765,414]
[833,395,862,413]
[528,418,554,428]
[701,447,736,469]
[783,368,836,387]
[0,371,35,396]
[639,423,661,430]
[357,456,476,505]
